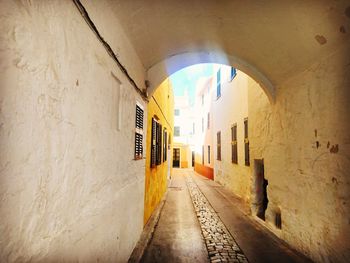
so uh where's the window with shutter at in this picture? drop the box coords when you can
[151,118,157,167]
[216,69,221,98]
[230,67,237,81]
[217,131,221,161]
[208,145,211,164]
[231,124,238,164]
[163,129,167,162]
[202,145,204,164]
[207,113,210,129]
[135,104,144,160]
[244,118,250,166]
[156,122,162,165]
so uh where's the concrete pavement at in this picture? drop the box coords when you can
[139,169,312,263]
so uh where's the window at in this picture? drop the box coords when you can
[202,118,204,133]
[208,145,211,164]
[193,123,195,134]
[163,129,167,162]
[134,104,144,160]
[230,67,237,81]
[216,69,221,98]
[174,109,180,116]
[156,122,162,165]
[231,124,238,164]
[201,94,204,106]
[244,118,250,166]
[217,131,221,161]
[174,126,180,137]
[150,117,162,167]
[207,113,210,129]
[202,145,204,164]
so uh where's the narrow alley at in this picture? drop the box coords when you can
[0,1,349,262]
[140,169,311,263]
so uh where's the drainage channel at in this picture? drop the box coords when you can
[186,176,249,263]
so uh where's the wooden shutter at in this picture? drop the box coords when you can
[217,131,221,161]
[156,123,162,165]
[208,145,210,164]
[135,105,143,129]
[134,105,144,160]
[202,145,204,164]
[163,129,167,162]
[231,124,237,164]
[244,118,250,166]
[151,118,157,167]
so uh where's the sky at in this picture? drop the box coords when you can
[169,63,214,105]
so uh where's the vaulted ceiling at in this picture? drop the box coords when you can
[109,0,350,87]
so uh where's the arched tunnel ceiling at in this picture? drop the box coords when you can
[109,0,350,86]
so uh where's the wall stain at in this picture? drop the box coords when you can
[330,144,339,153]
[316,141,320,149]
[340,25,346,34]
[315,35,327,45]
[345,6,350,18]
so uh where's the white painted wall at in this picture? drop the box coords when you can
[193,77,214,167]
[0,1,146,262]
[212,66,251,200]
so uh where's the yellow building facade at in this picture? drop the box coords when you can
[144,79,174,225]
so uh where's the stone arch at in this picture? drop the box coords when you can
[146,51,276,103]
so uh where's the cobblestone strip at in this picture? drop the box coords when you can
[186,176,249,263]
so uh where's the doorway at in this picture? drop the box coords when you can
[173,148,180,168]
[191,151,195,167]
[254,159,268,220]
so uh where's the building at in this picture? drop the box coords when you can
[193,76,214,179]
[144,79,174,224]
[173,89,194,168]
[0,1,349,262]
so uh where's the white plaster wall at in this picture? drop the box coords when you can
[248,42,350,262]
[212,66,251,201]
[0,1,146,262]
[193,77,214,167]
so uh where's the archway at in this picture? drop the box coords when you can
[146,51,276,104]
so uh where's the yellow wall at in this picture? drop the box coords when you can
[144,79,174,225]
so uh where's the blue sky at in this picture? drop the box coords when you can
[170,64,214,104]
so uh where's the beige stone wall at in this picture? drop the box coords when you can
[248,43,350,262]
[0,1,146,262]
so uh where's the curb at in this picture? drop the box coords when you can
[128,191,167,263]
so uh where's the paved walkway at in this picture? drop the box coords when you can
[141,169,312,263]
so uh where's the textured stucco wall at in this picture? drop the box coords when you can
[248,43,350,263]
[0,1,146,262]
[144,79,174,225]
[212,67,251,201]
